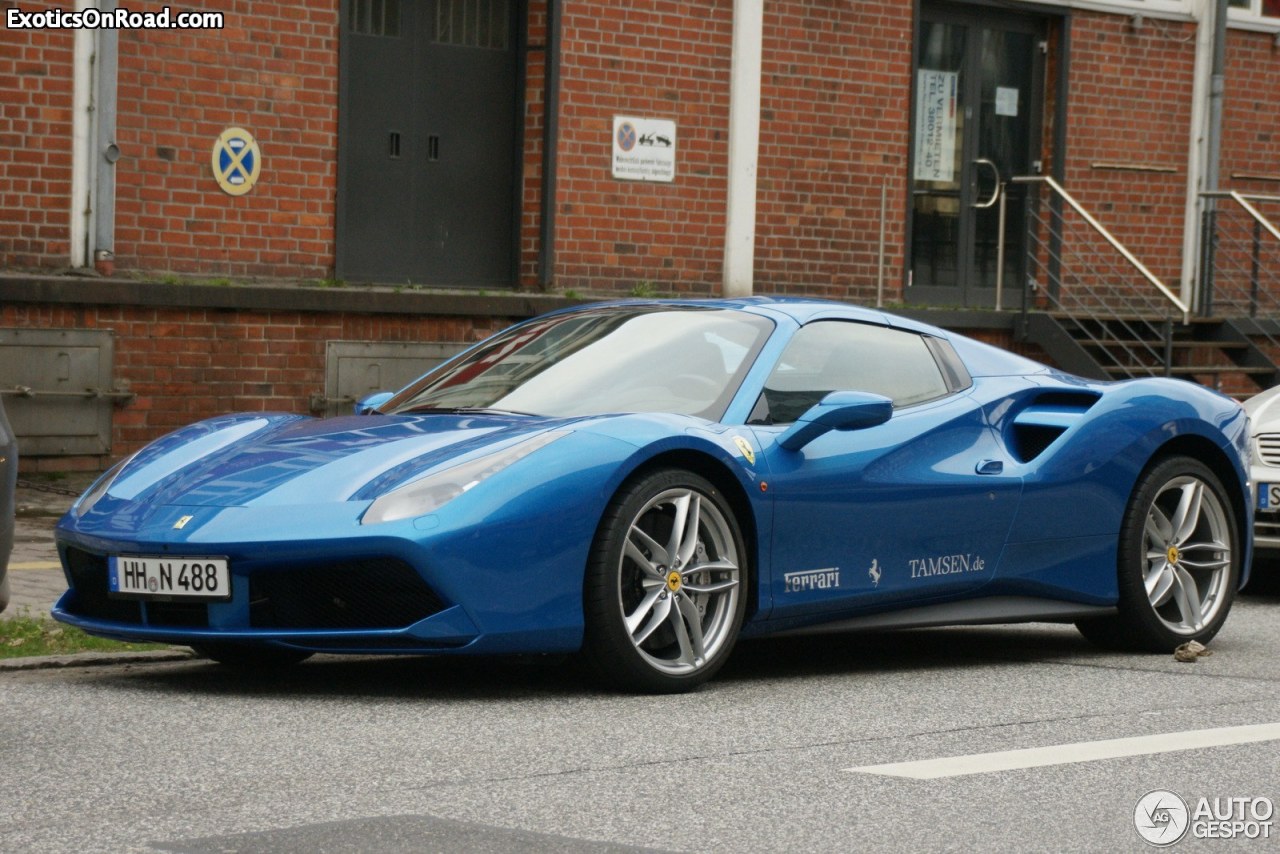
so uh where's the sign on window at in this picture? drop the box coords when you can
[913,69,958,183]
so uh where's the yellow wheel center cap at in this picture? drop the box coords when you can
[666,570,682,592]
[1167,546,1180,565]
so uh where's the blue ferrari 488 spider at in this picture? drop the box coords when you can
[53,299,1252,691]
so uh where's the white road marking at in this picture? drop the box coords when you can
[849,722,1280,779]
[8,561,61,571]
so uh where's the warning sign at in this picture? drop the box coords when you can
[212,127,262,196]
[612,116,676,183]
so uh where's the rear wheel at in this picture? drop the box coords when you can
[583,469,747,693]
[1077,456,1238,651]
[193,643,313,668]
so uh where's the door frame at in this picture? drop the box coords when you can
[335,0,526,287]
[905,0,1065,309]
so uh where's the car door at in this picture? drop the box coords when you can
[746,320,1022,621]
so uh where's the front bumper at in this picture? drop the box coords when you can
[53,496,590,656]
[52,542,484,652]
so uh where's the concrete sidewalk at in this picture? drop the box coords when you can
[4,474,96,620]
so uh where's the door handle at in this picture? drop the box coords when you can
[976,459,1004,475]
[971,158,1002,209]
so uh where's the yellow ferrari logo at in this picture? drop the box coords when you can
[666,570,682,592]
[173,515,194,530]
[733,435,755,466]
[1167,545,1180,565]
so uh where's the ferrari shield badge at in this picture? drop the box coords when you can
[732,435,755,466]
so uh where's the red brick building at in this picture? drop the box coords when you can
[3,0,1280,467]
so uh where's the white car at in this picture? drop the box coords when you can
[1245,386,1280,560]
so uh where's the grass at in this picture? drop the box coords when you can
[0,611,170,659]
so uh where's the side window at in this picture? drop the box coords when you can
[751,321,951,424]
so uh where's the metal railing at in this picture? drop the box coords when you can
[1200,191,1280,358]
[1013,175,1190,378]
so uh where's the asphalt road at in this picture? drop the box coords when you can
[3,590,1280,853]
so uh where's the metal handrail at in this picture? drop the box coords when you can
[1013,175,1191,324]
[1203,191,1280,243]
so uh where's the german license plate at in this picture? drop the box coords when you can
[107,556,231,600]
[1259,484,1280,512]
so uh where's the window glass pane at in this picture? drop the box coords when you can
[384,307,773,421]
[760,322,949,423]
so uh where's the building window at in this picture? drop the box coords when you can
[435,0,510,50]
[350,0,400,37]
[1230,0,1280,17]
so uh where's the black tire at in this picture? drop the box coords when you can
[193,643,313,668]
[583,468,748,693]
[1077,456,1238,652]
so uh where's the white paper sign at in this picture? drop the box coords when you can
[612,116,677,183]
[995,86,1019,117]
[913,69,958,183]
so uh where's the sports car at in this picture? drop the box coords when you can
[52,298,1252,692]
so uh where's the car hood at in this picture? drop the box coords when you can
[95,412,578,510]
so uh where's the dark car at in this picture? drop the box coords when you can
[0,397,16,613]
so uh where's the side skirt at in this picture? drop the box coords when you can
[770,596,1115,637]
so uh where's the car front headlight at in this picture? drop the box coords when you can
[360,430,570,525]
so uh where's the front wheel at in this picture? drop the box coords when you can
[583,469,748,693]
[1077,456,1238,651]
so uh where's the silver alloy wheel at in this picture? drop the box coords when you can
[1142,474,1233,635]
[617,487,741,675]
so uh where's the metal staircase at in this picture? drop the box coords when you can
[1012,177,1280,397]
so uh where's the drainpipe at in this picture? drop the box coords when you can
[94,0,119,276]
[722,0,764,298]
[537,0,562,289]
[1182,0,1229,309]
[69,0,96,268]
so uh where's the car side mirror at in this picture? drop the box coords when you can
[777,391,893,451]
[354,391,394,415]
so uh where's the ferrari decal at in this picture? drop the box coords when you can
[784,568,841,593]
[733,435,756,466]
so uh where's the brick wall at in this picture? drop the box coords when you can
[0,0,74,268]
[552,0,734,295]
[112,1,339,278]
[1222,27,1280,192]
[4,1,1280,305]
[1059,12,1196,289]
[0,298,513,466]
[754,1,912,302]
[550,0,914,300]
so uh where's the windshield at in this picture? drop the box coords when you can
[382,306,774,420]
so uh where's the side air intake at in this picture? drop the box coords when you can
[1008,392,1100,463]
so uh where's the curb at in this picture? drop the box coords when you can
[0,648,197,671]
